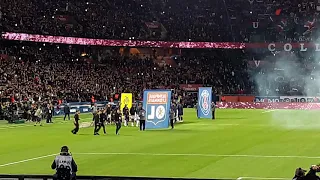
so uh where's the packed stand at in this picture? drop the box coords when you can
[224,0,320,42]
[0,41,250,103]
[1,0,319,42]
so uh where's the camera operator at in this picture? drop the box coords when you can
[52,146,77,180]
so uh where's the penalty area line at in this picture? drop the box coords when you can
[73,152,320,159]
[0,154,57,167]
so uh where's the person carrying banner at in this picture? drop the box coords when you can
[212,102,215,119]
[130,104,136,127]
[123,104,130,126]
[135,103,141,127]
[170,106,175,129]
[195,102,199,119]
[177,103,184,122]
[139,107,146,131]
[106,104,112,124]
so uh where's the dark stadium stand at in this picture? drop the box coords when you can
[1,0,318,42]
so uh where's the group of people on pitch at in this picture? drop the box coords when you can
[71,101,184,135]
[72,103,148,135]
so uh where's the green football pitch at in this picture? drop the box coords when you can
[1,108,320,180]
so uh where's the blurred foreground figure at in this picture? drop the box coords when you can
[52,146,77,180]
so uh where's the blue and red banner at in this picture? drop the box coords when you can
[143,90,172,129]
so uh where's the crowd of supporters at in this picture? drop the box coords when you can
[1,0,319,42]
[1,0,320,104]
[0,41,249,103]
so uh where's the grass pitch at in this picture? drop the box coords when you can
[0,109,320,179]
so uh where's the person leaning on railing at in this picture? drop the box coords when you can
[52,146,77,180]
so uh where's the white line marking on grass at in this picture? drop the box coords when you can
[0,124,33,130]
[73,152,320,159]
[0,154,56,167]
[262,110,277,113]
[239,177,289,180]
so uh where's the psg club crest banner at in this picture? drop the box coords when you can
[198,87,212,119]
[143,90,172,129]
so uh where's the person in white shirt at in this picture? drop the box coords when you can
[34,105,43,126]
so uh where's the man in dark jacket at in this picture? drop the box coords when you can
[114,109,122,135]
[63,104,70,121]
[130,104,136,127]
[211,102,215,120]
[46,104,53,123]
[177,103,183,122]
[170,107,175,129]
[93,112,101,135]
[123,104,129,126]
[139,107,146,131]
[71,110,80,134]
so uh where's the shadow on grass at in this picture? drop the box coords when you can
[75,133,134,137]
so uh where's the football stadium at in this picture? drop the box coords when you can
[2,0,320,180]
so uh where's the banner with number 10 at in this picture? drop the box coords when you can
[143,90,172,129]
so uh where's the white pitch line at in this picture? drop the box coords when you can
[73,152,320,159]
[262,110,277,113]
[0,124,33,130]
[0,152,303,180]
[238,177,290,180]
[0,153,56,167]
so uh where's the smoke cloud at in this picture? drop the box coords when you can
[252,50,320,129]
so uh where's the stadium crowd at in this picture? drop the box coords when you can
[0,0,320,104]
[1,0,318,42]
[0,41,249,103]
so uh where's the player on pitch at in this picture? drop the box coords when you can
[71,110,80,134]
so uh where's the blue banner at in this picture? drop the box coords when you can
[254,96,280,103]
[143,90,172,129]
[197,87,212,119]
